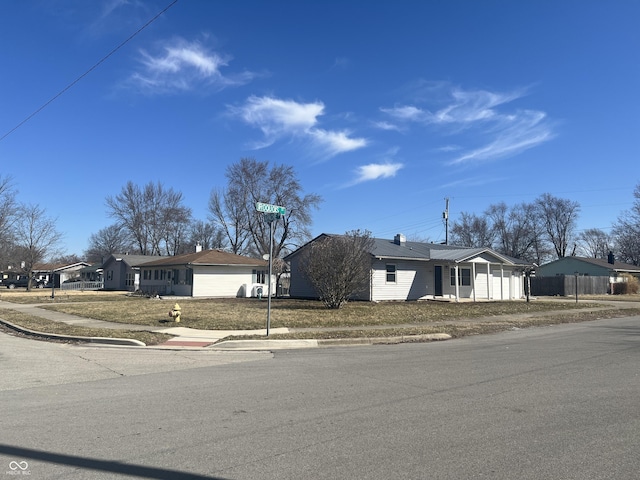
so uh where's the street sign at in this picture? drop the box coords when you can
[256,202,286,215]
[263,212,281,223]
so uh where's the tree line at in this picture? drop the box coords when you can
[87,157,322,263]
[449,185,640,266]
[2,162,639,292]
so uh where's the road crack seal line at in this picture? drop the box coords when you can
[75,353,125,377]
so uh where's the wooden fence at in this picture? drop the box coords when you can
[530,275,609,296]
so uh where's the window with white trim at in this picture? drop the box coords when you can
[386,264,397,283]
[450,267,471,286]
[253,269,267,284]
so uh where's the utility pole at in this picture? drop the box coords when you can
[443,197,450,245]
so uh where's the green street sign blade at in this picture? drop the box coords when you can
[256,202,286,215]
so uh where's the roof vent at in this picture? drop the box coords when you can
[394,234,406,245]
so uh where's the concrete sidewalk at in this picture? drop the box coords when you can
[0,300,291,349]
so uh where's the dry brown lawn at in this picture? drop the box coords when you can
[2,291,639,343]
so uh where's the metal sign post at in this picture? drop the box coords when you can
[256,203,286,336]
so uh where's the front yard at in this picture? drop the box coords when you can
[1,291,639,344]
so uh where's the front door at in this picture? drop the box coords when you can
[434,265,443,296]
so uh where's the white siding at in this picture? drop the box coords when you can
[473,267,490,300]
[491,267,523,299]
[191,266,257,298]
[371,259,429,301]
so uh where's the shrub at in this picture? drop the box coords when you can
[612,274,640,295]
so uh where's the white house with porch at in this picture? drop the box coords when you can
[286,234,531,302]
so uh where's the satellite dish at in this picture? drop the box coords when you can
[262,254,270,260]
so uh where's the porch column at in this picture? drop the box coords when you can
[472,262,476,302]
[500,265,504,300]
[487,263,491,299]
[454,264,460,302]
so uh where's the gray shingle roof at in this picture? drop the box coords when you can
[568,257,640,272]
[286,234,533,266]
[111,254,167,267]
[139,249,267,267]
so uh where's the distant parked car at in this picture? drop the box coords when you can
[1,276,45,289]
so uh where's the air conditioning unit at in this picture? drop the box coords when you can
[252,284,264,298]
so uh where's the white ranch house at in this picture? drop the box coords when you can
[138,248,270,298]
[286,234,532,302]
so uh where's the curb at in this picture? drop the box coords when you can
[0,318,146,347]
[211,333,452,350]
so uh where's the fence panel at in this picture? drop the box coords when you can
[61,281,104,291]
[531,275,609,296]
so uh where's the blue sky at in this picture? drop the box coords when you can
[1,0,639,256]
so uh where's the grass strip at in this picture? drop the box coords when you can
[225,307,640,341]
[0,309,172,345]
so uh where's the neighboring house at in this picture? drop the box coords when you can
[138,248,269,298]
[32,262,91,287]
[285,233,532,302]
[102,254,167,291]
[78,263,104,282]
[537,253,640,284]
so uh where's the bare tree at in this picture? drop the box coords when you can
[85,224,136,263]
[450,212,495,248]
[578,228,612,258]
[535,193,581,259]
[486,202,544,261]
[180,220,227,254]
[50,253,83,265]
[613,183,640,265]
[106,181,192,256]
[209,158,322,258]
[13,203,62,290]
[0,175,18,268]
[299,230,373,309]
[208,188,251,254]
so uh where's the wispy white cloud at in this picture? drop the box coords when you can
[352,162,403,184]
[380,84,553,165]
[308,129,367,156]
[438,175,506,189]
[372,120,403,132]
[449,110,554,165]
[127,37,255,94]
[229,95,368,157]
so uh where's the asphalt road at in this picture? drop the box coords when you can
[1,316,639,479]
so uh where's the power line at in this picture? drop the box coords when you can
[0,0,179,144]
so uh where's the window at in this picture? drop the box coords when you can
[154,269,159,280]
[143,270,150,280]
[186,268,193,286]
[253,269,266,284]
[450,267,471,286]
[386,264,396,283]
[106,270,113,281]
[172,269,180,285]
[125,273,135,287]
